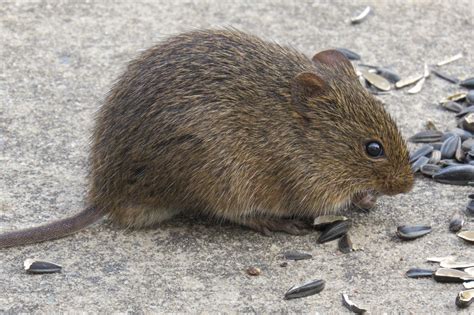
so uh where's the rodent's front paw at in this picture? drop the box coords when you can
[352,191,378,211]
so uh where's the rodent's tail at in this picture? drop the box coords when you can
[0,206,104,249]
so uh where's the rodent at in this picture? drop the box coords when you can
[0,29,414,248]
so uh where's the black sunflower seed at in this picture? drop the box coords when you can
[411,156,429,173]
[284,279,325,300]
[409,130,443,143]
[433,165,474,185]
[24,259,62,274]
[282,251,313,261]
[460,77,474,89]
[397,225,432,240]
[336,48,361,60]
[318,220,351,244]
[406,268,434,278]
[410,144,434,163]
[441,135,461,159]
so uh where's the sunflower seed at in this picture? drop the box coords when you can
[440,261,474,269]
[420,163,441,177]
[351,6,371,24]
[460,77,474,89]
[431,69,460,84]
[436,53,463,66]
[24,259,62,274]
[464,281,474,289]
[376,68,401,83]
[246,266,261,276]
[318,220,351,243]
[465,199,474,216]
[395,74,424,89]
[342,293,367,314]
[407,65,429,94]
[282,251,313,261]
[458,231,474,243]
[462,139,474,152]
[441,135,461,159]
[440,92,467,104]
[442,101,464,113]
[410,144,434,163]
[411,156,429,173]
[439,159,462,167]
[406,268,434,278]
[284,279,325,300]
[450,128,473,141]
[336,48,361,60]
[313,215,348,228]
[455,289,474,308]
[408,130,443,143]
[397,225,432,240]
[338,234,353,254]
[434,268,474,283]
[433,165,474,185]
[427,256,456,263]
[467,91,474,105]
[428,150,442,164]
[361,70,391,91]
[449,212,465,232]
[456,106,474,118]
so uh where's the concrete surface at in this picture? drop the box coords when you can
[1,0,473,313]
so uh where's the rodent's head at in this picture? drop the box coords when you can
[290,50,414,200]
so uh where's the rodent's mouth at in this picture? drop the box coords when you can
[351,190,379,211]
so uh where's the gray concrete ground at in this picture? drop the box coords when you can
[1,0,473,313]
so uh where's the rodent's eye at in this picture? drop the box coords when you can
[365,141,384,158]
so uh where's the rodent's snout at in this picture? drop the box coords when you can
[381,171,415,196]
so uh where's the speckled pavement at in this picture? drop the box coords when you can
[1,1,473,313]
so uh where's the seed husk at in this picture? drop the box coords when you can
[449,212,465,232]
[284,279,325,300]
[441,135,461,159]
[246,266,261,276]
[434,268,474,283]
[397,225,432,240]
[436,52,463,66]
[342,293,367,314]
[440,92,467,104]
[313,215,348,229]
[464,268,474,276]
[336,48,361,61]
[428,150,442,164]
[375,68,401,83]
[460,77,474,89]
[427,255,456,263]
[425,120,438,131]
[411,156,429,173]
[282,251,313,261]
[318,220,351,244]
[461,113,474,133]
[410,144,434,163]
[457,231,474,243]
[439,159,462,167]
[440,261,474,269]
[361,70,391,91]
[464,282,474,289]
[408,130,443,143]
[24,259,62,274]
[338,234,353,254]
[431,69,460,84]
[407,65,429,94]
[442,101,464,113]
[406,268,434,278]
[420,163,441,177]
[351,6,371,24]
[433,165,474,185]
[395,74,424,89]
[455,289,474,308]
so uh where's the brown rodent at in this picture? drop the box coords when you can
[0,29,414,248]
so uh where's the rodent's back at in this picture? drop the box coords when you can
[89,29,318,222]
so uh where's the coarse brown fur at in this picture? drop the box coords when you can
[0,29,414,248]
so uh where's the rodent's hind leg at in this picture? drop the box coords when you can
[112,205,183,228]
[235,217,312,236]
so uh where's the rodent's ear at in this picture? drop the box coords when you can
[291,72,328,118]
[312,50,357,77]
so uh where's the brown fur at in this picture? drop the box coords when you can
[0,29,414,248]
